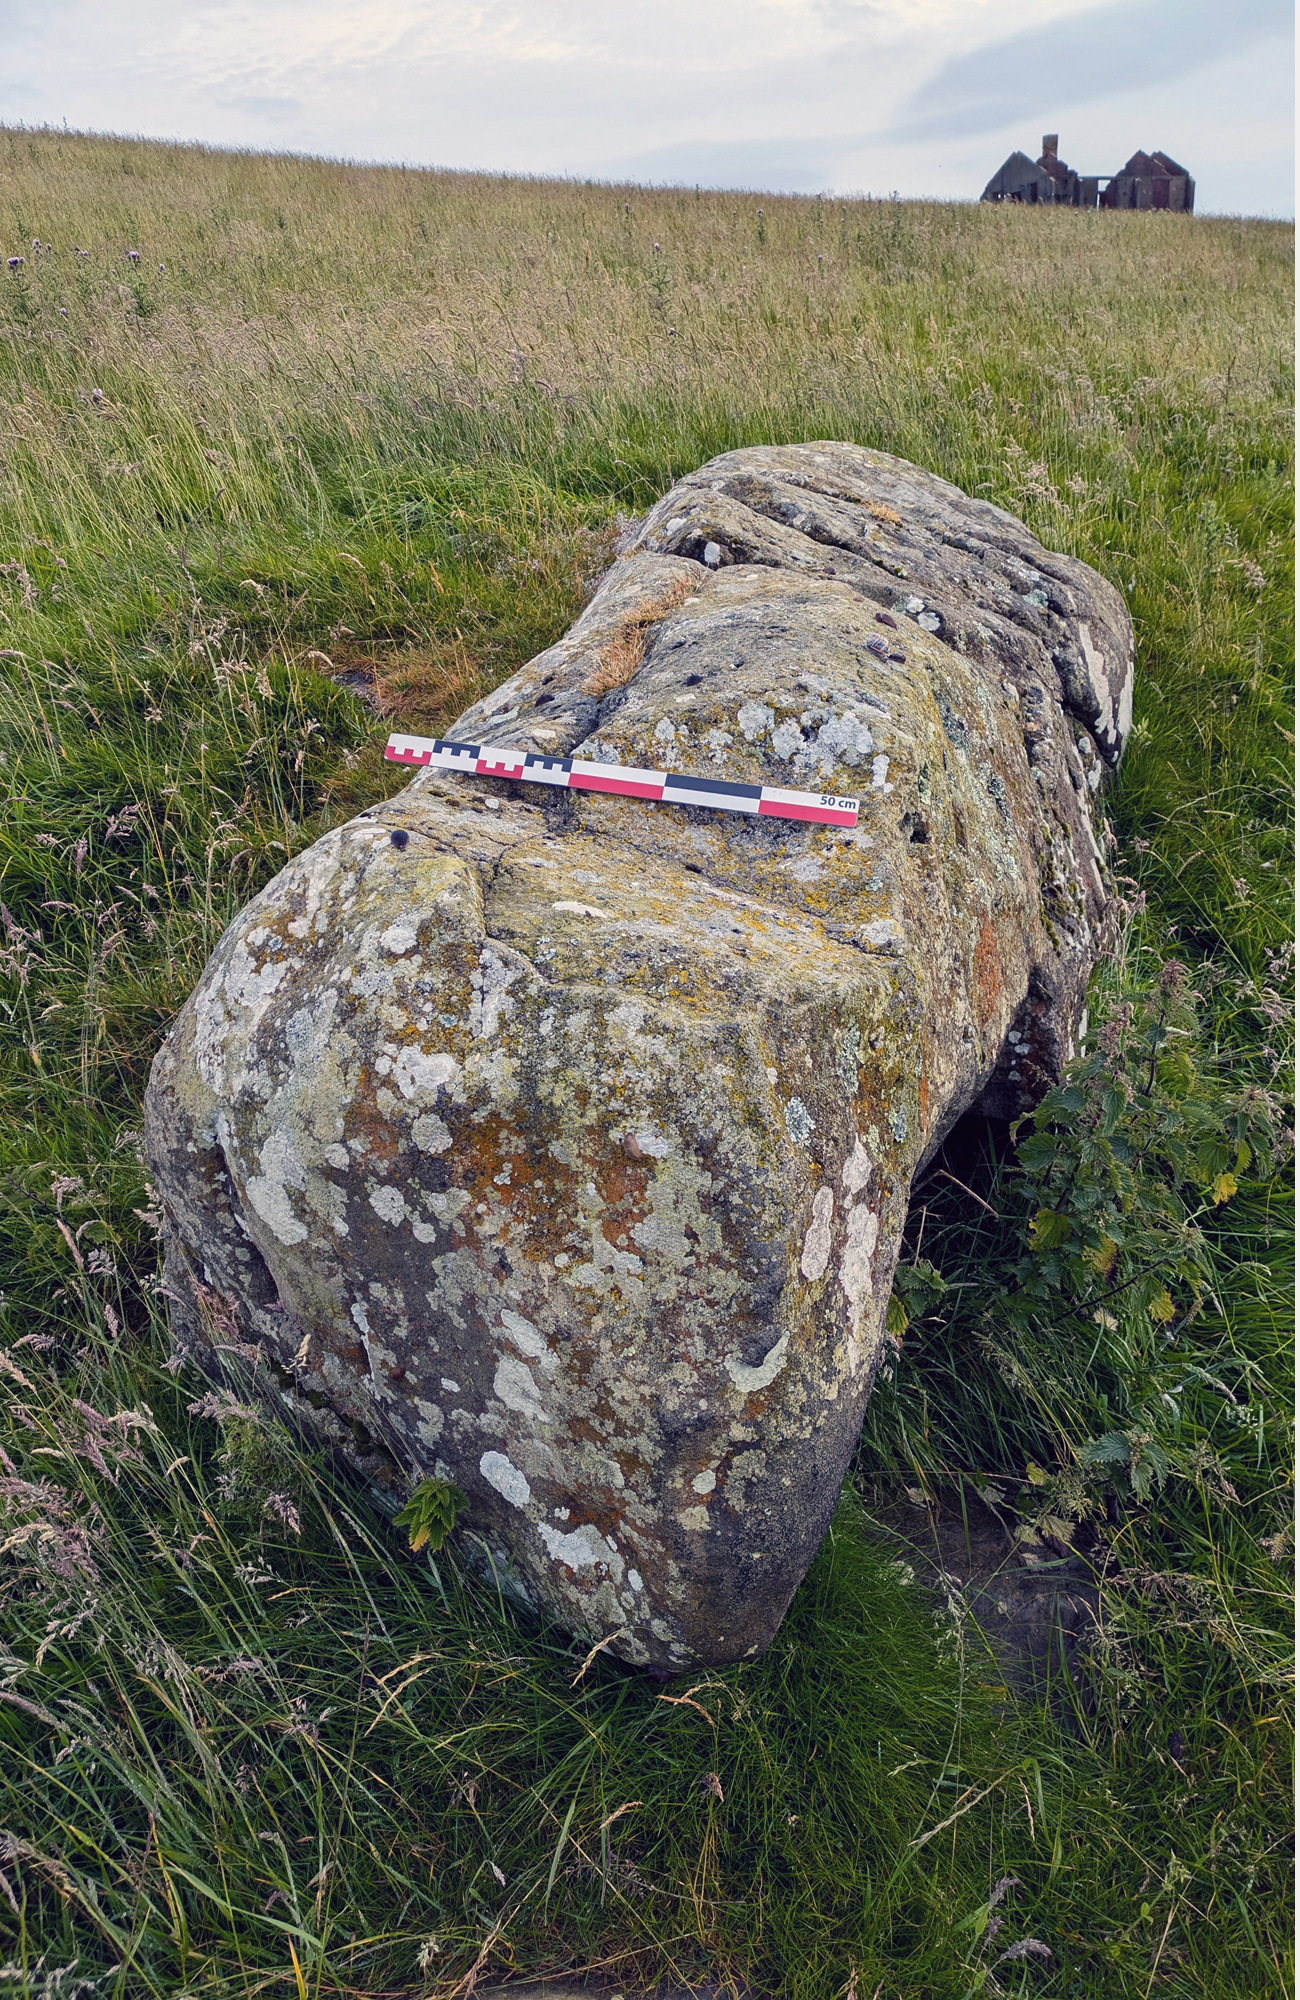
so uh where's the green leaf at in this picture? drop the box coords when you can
[392,1477,469,1554]
[885,1291,910,1339]
[1029,1208,1074,1252]
[1079,1432,1134,1468]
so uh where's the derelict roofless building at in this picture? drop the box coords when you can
[981,136,1195,212]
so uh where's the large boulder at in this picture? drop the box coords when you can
[145,444,1132,1671]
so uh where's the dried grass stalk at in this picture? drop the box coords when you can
[584,575,697,697]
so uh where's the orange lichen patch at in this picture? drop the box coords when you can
[595,1151,650,1205]
[918,1066,930,1130]
[346,1087,408,1173]
[973,918,1004,1029]
[449,1114,572,1215]
[867,500,902,524]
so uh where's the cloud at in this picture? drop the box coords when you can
[216,95,301,120]
[891,0,1293,140]
[0,0,1290,213]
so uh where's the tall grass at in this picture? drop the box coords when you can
[0,128,1292,1996]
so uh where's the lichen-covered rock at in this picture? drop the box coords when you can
[145,443,1132,1671]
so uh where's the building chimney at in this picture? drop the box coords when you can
[1042,134,1058,159]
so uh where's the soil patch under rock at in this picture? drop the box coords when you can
[869,1492,1100,1698]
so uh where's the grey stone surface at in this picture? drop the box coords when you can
[144,443,1132,1672]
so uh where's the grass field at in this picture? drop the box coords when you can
[0,127,1292,1999]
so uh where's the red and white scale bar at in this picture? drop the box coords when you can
[385,733,860,828]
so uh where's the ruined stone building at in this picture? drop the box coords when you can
[1101,149,1196,211]
[981,135,1195,212]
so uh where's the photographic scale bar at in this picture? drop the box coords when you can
[384,733,860,828]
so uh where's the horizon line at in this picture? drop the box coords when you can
[1,120,1292,224]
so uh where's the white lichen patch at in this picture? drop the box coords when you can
[246,1129,309,1246]
[493,1353,549,1423]
[839,1206,879,1312]
[469,946,523,1039]
[391,1047,459,1099]
[501,1309,550,1362]
[842,1135,873,1195]
[784,1097,814,1147]
[769,718,804,760]
[479,1450,531,1508]
[789,708,876,779]
[800,1186,834,1281]
[285,837,347,941]
[537,1520,624,1576]
[726,1333,790,1392]
[410,1112,452,1153]
[368,1185,407,1225]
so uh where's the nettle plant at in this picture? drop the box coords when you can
[1008,962,1284,1498]
[1015,962,1273,1322]
[393,1476,469,1554]
[892,958,1288,1526]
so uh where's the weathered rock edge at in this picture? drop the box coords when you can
[145,443,1132,1671]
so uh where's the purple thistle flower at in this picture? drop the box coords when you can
[7,257,23,271]
[127,249,141,263]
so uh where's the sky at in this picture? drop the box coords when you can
[0,0,1293,215]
